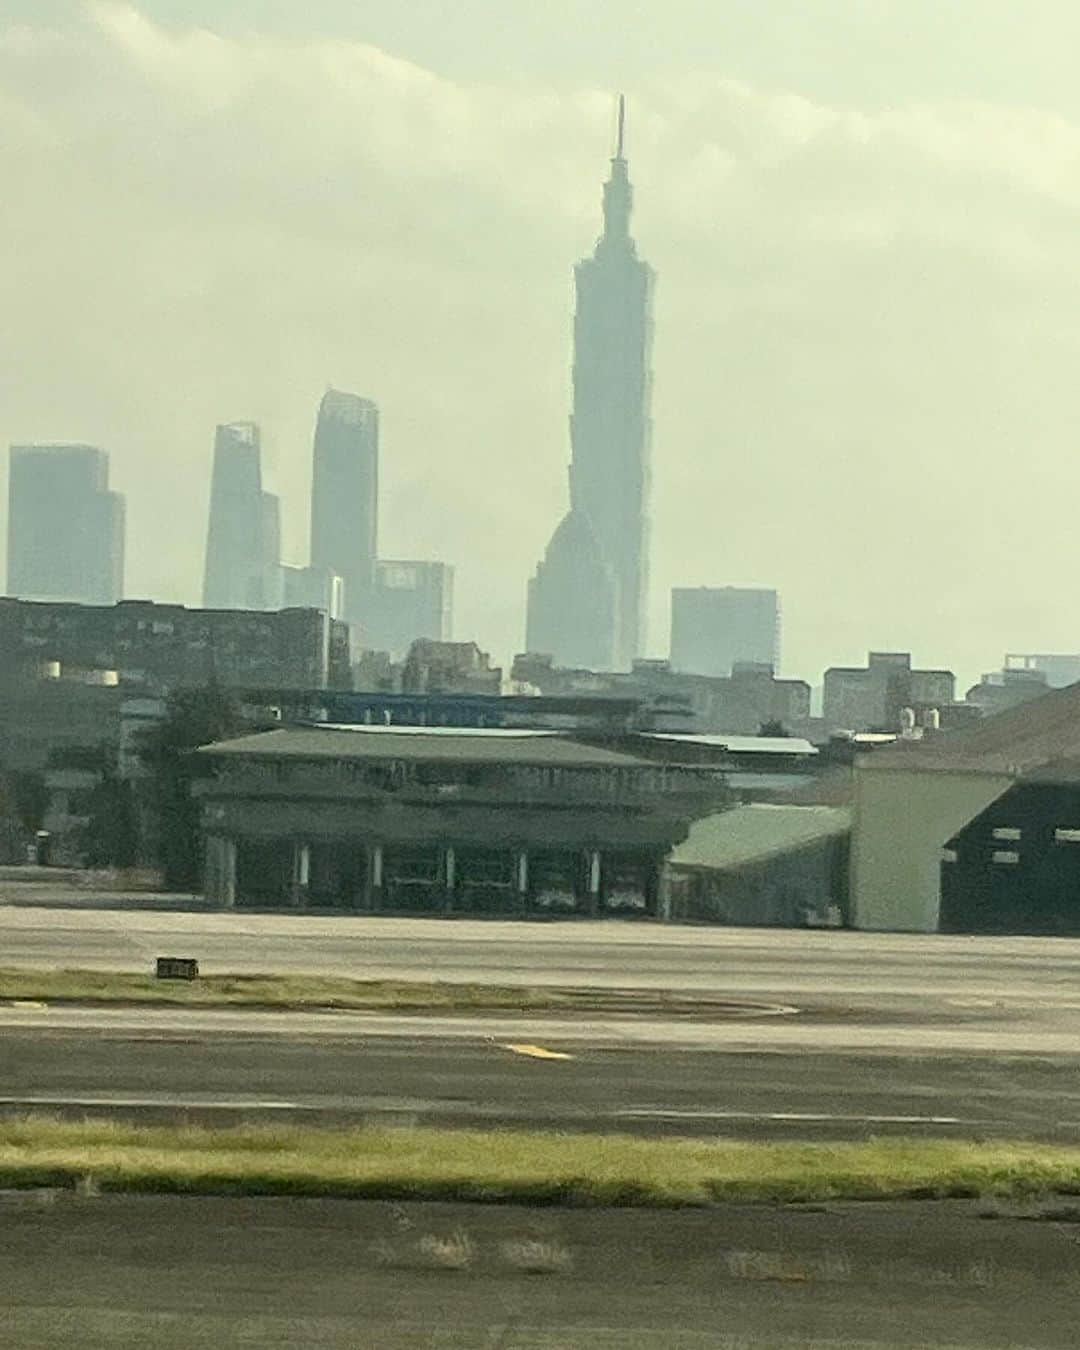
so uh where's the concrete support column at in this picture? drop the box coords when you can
[351,849,367,911]
[587,849,602,917]
[204,835,236,908]
[290,842,311,908]
[657,864,672,923]
[443,846,456,914]
[515,847,529,901]
[368,843,384,912]
[222,838,237,909]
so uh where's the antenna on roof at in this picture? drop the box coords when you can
[615,93,626,158]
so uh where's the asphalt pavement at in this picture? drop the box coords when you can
[6,1025,1080,1141]
[2,1191,1077,1348]
[8,903,1080,1000]
[8,904,1080,1140]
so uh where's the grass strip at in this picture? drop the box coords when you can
[3,1116,1080,1207]
[0,968,751,1016]
[0,968,568,1013]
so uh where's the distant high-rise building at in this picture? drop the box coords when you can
[310,390,378,626]
[1001,653,1080,689]
[527,95,655,671]
[0,596,352,697]
[670,588,780,678]
[6,444,124,605]
[203,422,280,610]
[823,652,955,732]
[259,491,284,611]
[966,667,1048,718]
[369,560,452,659]
[401,639,502,696]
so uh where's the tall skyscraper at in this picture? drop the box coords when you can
[670,587,781,678]
[203,421,280,610]
[310,389,379,626]
[6,444,125,605]
[527,96,655,671]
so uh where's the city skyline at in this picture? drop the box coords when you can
[200,389,454,656]
[7,5,1080,688]
[4,433,1078,724]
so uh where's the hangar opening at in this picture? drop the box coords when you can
[941,765,1080,935]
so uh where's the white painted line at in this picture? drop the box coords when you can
[502,1043,574,1060]
[0,1095,300,1111]
[0,1096,993,1130]
[615,1108,969,1125]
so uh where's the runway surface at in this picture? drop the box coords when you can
[8,905,1080,1139]
[5,1022,1080,1140]
[2,1192,1077,1348]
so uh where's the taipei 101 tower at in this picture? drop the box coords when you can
[526,96,655,671]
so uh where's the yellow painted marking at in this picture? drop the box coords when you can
[8,1000,48,1010]
[502,1043,573,1061]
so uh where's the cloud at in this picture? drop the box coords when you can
[3,3,1080,686]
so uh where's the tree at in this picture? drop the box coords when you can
[46,744,139,870]
[0,771,39,863]
[81,766,138,870]
[138,685,243,890]
[6,771,48,835]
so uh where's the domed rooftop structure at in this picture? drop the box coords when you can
[526,508,617,672]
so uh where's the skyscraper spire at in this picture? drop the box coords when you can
[601,94,633,247]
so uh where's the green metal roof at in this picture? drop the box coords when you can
[198,725,664,769]
[668,804,851,872]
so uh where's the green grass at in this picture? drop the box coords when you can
[4,1116,1080,1207]
[0,968,571,1013]
[0,968,752,1016]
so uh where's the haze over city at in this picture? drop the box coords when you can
[7,2,1080,686]
[13,10,1080,1344]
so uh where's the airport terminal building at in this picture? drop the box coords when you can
[196,725,731,916]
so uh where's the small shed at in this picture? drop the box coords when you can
[663,803,851,927]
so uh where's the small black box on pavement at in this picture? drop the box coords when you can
[156,956,199,980]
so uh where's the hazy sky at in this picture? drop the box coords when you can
[5,2,1080,688]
